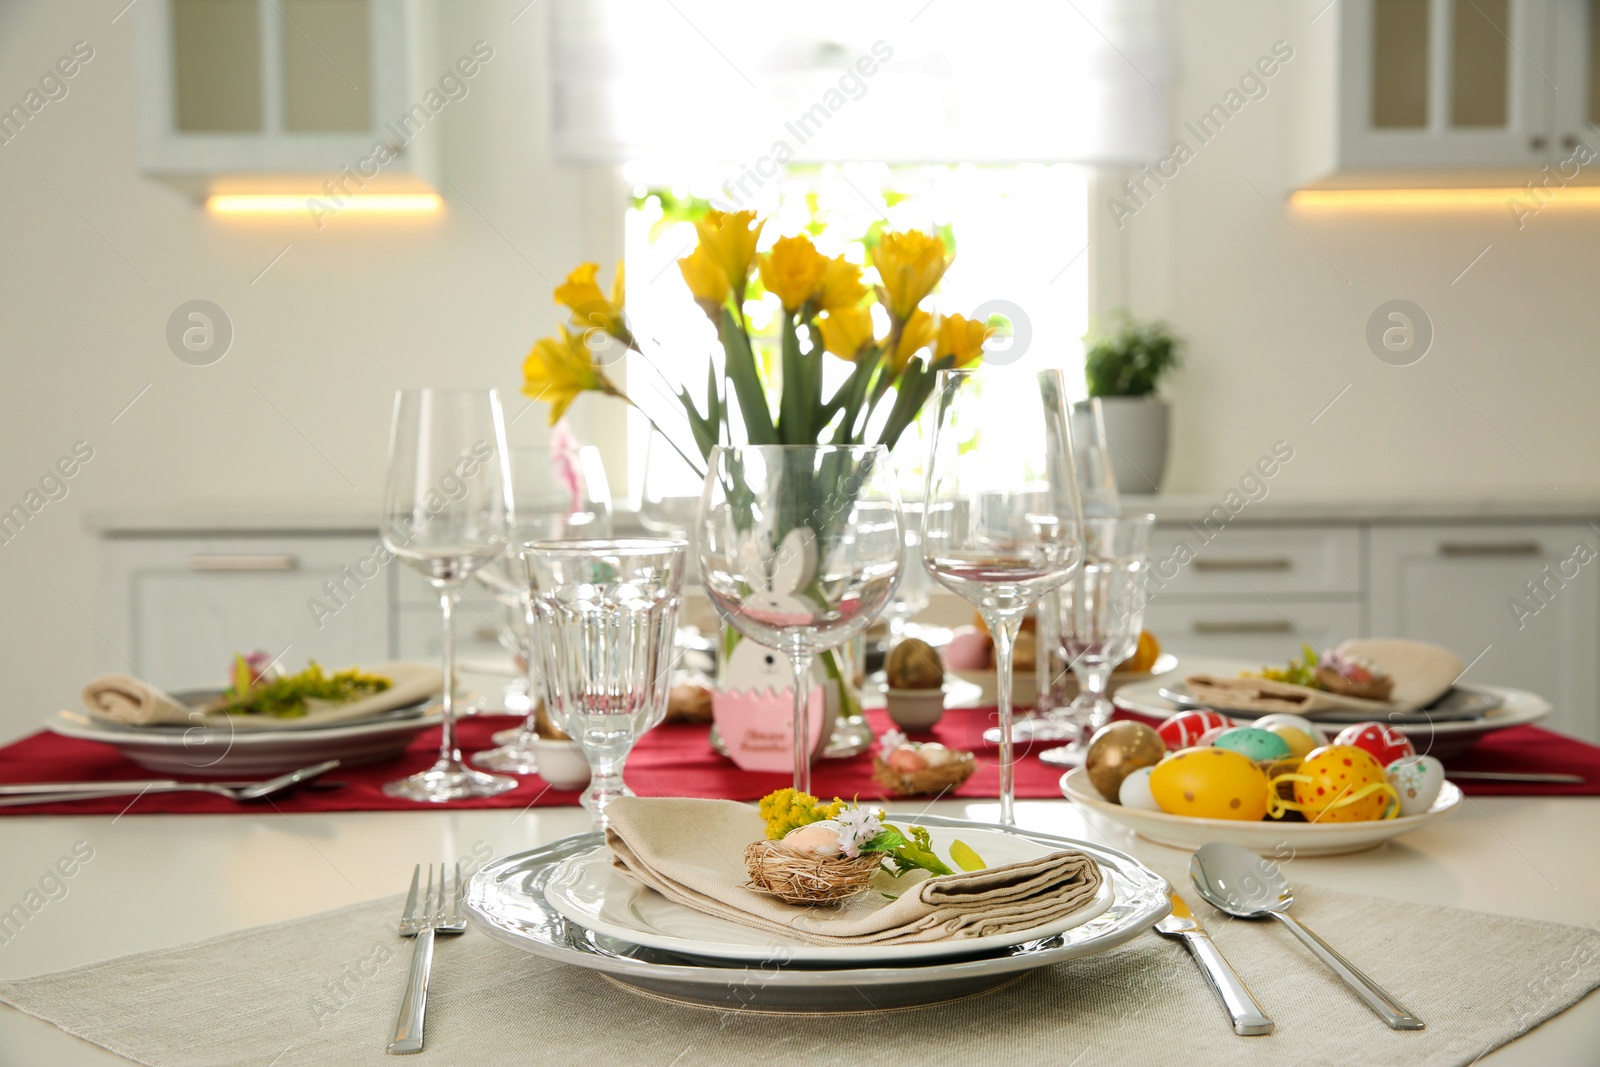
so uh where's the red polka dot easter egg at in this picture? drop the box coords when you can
[1157,710,1232,750]
[1289,745,1397,822]
[1332,721,1415,767]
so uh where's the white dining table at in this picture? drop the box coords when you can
[0,789,1595,1064]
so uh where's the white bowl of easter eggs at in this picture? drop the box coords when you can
[1061,765,1461,857]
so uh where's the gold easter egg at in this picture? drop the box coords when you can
[1084,721,1167,802]
[886,638,944,690]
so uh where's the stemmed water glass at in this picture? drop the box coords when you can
[472,446,612,773]
[699,445,903,794]
[922,369,1084,825]
[1040,513,1154,765]
[380,388,517,802]
[524,538,688,828]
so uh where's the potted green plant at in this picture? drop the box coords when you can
[1082,316,1183,494]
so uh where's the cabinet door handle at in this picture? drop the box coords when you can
[1530,134,1548,151]
[1437,542,1541,558]
[188,554,299,571]
[1192,620,1295,635]
[1192,557,1293,572]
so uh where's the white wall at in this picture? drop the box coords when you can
[0,0,609,742]
[1,0,1596,744]
[1120,1,1600,499]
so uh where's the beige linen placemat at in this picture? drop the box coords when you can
[1,876,1597,1067]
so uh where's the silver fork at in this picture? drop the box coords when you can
[387,863,467,1055]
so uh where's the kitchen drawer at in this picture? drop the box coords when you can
[1141,600,1363,666]
[100,534,393,689]
[1145,524,1360,599]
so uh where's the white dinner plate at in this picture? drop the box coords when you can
[1060,766,1462,857]
[1113,675,1551,760]
[46,707,441,777]
[543,826,1115,964]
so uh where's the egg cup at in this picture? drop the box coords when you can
[872,750,977,797]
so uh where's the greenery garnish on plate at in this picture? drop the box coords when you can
[209,655,392,718]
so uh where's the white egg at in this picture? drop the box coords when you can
[919,743,952,767]
[783,820,844,855]
[1118,765,1162,811]
[1252,713,1330,746]
[1386,755,1445,817]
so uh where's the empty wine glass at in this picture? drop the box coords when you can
[380,388,517,802]
[640,426,704,541]
[699,445,903,794]
[524,538,688,828]
[922,369,1084,825]
[473,446,613,773]
[1040,513,1154,765]
[1073,398,1121,519]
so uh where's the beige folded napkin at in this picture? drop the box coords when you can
[80,675,192,726]
[603,796,1105,946]
[80,662,442,731]
[1183,673,1398,715]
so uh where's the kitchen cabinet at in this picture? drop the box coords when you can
[99,534,394,690]
[1141,599,1364,665]
[132,0,435,185]
[1297,0,1600,181]
[1369,523,1600,740]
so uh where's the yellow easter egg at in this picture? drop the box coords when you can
[1288,745,1396,822]
[1265,724,1320,760]
[1148,747,1270,821]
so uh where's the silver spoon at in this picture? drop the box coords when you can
[1189,842,1425,1030]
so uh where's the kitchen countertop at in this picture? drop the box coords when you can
[86,493,1600,535]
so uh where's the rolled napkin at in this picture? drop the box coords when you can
[603,796,1104,946]
[81,675,193,727]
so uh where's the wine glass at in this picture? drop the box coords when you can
[473,446,612,773]
[1040,513,1154,765]
[922,369,1084,825]
[699,445,903,794]
[1073,398,1121,519]
[524,538,688,828]
[380,388,517,802]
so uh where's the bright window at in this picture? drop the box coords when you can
[620,161,1090,504]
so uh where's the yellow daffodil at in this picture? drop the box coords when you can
[758,235,830,313]
[871,230,953,321]
[889,308,936,375]
[678,244,731,318]
[554,261,630,342]
[815,255,868,312]
[818,306,877,362]
[935,313,993,368]
[521,326,621,425]
[693,209,764,299]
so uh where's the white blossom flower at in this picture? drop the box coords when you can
[833,805,884,858]
[879,728,907,753]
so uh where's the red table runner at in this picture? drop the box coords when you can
[0,706,1596,815]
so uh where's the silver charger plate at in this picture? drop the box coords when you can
[465,813,1171,1014]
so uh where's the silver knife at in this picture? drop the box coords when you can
[1155,890,1275,1036]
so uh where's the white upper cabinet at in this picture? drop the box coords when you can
[1296,0,1598,182]
[133,0,435,185]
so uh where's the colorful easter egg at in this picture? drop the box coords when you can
[1333,721,1415,767]
[1264,723,1322,760]
[1283,745,1398,822]
[1386,755,1446,816]
[943,628,990,670]
[1213,726,1293,763]
[1117,765,1161,811]
[1157,709,1232,750]
[1251,713,1330,746]
[1149,747,1271,821]
[1085,721,1166,802]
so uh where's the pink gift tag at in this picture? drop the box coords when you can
[713,687,827,773]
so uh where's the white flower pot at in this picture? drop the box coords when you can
[1092,397,1169,495]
